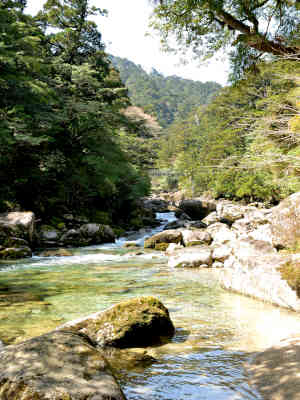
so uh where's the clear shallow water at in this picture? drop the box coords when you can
[1,213,300,399]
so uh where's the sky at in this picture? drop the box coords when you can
[25,0,229,85]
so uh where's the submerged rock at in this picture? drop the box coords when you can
[0,331,126,400]
[58,296,175,348]
[144,229,182,249]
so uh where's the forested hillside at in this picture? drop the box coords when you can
[110,55,221,127]
[152,0,300,203]
[0,0,151,227]
[158,59,300,202]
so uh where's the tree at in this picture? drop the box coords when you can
[151,0,300,77]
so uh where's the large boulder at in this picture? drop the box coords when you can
[232,208,273,244]
[165,243,184,256]
[180,229,212,247]
[37,225,62,247]
[271,191,300,248]
[80,223,115,244]
[0,246,32,260]
[221,238,300,310]
[141,198,170,212]
[144,229,182,248]
[168,246,213,268]
[178,198,216,220]
[58,296,175,348]
[207,222,237,245]
[60,228,84,246]
[202,211,220,226]
[0,331,126,400]
[0,211,35,245]
[216,201,246,223]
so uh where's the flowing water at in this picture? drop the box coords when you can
[1,212,300,399]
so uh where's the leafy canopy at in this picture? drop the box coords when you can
[151,0,300,78]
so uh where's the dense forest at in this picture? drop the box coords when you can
[110,55,221,128]
[152,0,300,203]
[0,0,159,228]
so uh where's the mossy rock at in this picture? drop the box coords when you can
[59,296,175,348]
[279,261,300,298]
[154,243,169,251]
[144,230,182,249]
[0,246,32,260]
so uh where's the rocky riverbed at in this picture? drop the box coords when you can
[2,192,300,399]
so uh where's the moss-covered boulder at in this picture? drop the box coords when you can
[144,229,182,249]
[58,296,175,348]
[0,331,126,400]
[0,246,32,260]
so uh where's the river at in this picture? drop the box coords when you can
[1,212,300,399]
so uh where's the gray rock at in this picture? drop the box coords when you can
[212,244,232,262]
[39,225,61,241]
[0,331,126,400]
[165,243,184,256]
[271,191,300,248]
[168,246,213,268]
[220,237,300,310]
[181,229,212,247]
[80,223,115,244]
[207,223,237,245]
[0,211,35,244]
[61,228,83,245]
[216,201,245,223]
[179,198,216,220]
[202,211,220,226]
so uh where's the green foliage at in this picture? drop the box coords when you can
[0,0,150,224]
[151,0,300,79]
[158,58,300,202]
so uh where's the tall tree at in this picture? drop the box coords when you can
[151,0,300,78]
